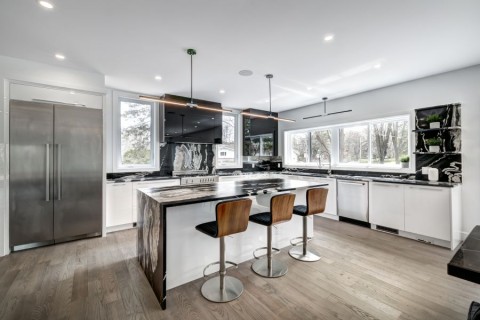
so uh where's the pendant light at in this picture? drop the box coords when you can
[303,97,351,119]
[140,49,232,113]
[241,74,295,123]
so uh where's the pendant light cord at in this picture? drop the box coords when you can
[190,53,193,104]
[268,77,272,115]
[187,48,196,104]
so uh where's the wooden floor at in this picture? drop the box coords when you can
[0,217,478,320]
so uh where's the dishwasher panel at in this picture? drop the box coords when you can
[337,180,369,222]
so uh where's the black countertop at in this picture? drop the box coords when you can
[139,178,328,208]
[106,171,460,188]
[448,226,480,284]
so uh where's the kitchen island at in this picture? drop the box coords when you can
[137,178,328,309]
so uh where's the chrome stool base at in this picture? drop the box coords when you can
[288,247,321,262]
[251,257,288,278]
[201,275,244,303]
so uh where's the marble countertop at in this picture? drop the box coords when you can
[448,226,480,284]
[139,178,328,207]
[107,171,460,188]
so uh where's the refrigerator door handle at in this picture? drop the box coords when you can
[57,144,62,201]
[45,143,50,202]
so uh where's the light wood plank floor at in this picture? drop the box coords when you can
[1,217,478,320]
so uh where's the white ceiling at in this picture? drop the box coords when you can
[1,0,480,112]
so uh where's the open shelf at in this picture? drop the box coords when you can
[413,126,461,133]
[413,152,461,155]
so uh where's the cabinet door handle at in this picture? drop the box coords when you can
[374,183,399,187]
[112,183,127,187]
[407,186,444,191]
[45,144,50,202]
[339,181,366,186]
[57,144,62,201]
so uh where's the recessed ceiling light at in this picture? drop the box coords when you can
[239,70,253,76]
[55,53,65,60]
[307,86,313,91]
[219,89,225,94]
[154,75,162,80]
[373,63,382,69]
[38,1,54,9]
[69,91,75,95]
[324,34,335,42]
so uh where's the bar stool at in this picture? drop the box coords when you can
[289,188,328,262]
[195,198,252,303]
[249,193,296,278]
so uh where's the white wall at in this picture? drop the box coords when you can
[0,55,106,256]
[279,64,480,236]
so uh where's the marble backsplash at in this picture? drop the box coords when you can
[160,143,215,175]
[107,143,216,179]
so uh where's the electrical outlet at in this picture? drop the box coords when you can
[277,163,281,168]
[252,163,255,168]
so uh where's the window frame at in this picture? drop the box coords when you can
[216,112,242,169]
[284,114,412,172]
[112,91,160,172]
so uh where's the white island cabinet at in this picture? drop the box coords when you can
[369,182,405,231]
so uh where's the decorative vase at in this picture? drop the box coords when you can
[429,145,440,153]
[401,162,409,168]
[429,122,440,129]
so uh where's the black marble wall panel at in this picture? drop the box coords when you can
[108,143,216,178]
[159,143,215,175]
[415,154,462,182]
[415,129,462,153]
[414,103,462,183]
[415,103,461,129]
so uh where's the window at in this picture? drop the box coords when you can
[339,125,369,165]
[370,119,409,165]
[285,115,410,170]
[114,95,158,171]
[286,130,332,167]
[216,113,241,168]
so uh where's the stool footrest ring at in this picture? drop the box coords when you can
[290,236,313,247]
[203,261,238,278]
[253,247,280,259]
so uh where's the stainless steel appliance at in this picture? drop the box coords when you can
[337,179,369,222]
[9,100,103,251]
[179,175,219,185]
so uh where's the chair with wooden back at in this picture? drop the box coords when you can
[195,198,252,303]
[249,193,296,278]
[289,188,328,262]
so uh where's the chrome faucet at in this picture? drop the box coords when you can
[318,151,332,175]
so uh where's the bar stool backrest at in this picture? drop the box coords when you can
[216,198,253,238]
[270,193,296,225]
[306,188,329,215]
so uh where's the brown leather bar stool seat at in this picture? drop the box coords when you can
[289,188,328,262]
[249,193,296,278]
[195,198,252,303]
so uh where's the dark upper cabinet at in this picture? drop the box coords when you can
[161,94,223,144]
[243,109,278,156]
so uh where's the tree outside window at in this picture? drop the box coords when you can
[119,98,154,167]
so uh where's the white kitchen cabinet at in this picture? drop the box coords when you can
[132,180,180,223]
[369,182,405,230]
[404,185,451,241]
[106,183,133,228]
[10,83,104,109]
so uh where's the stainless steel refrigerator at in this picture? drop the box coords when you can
[9,100,103,251]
